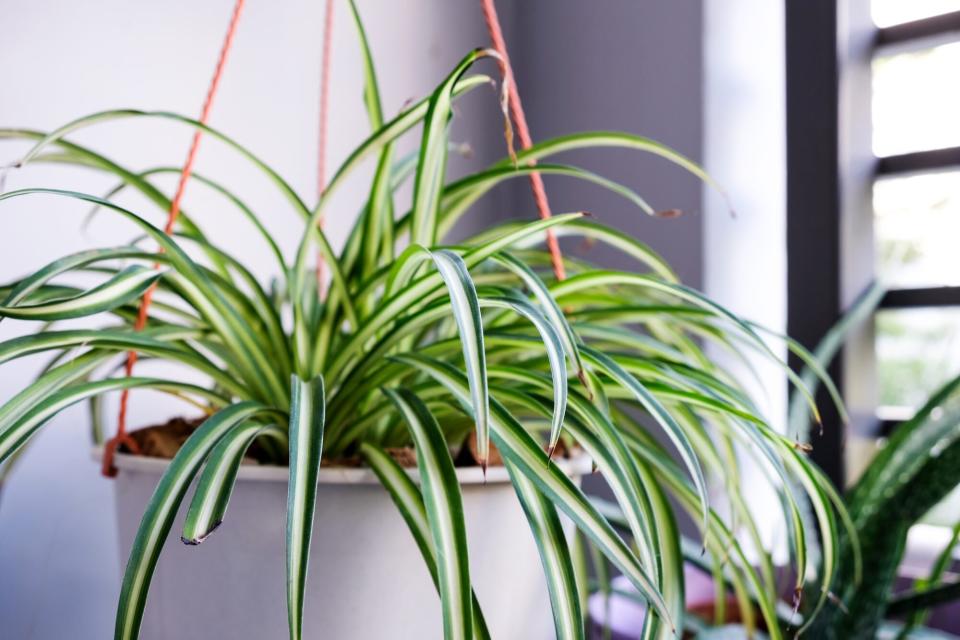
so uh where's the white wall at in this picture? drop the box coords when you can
[0,2,505,637]
[703,0,789,558]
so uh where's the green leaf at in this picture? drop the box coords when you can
[81,166,288,278]
[434,164,655,239]
[2,130,241,280]
[849,372,960,525]
[384,388,473,640]
[392,353,675,631]
[506,460,585,640]
[581,346,708,536]
[784,282,885,439]
[0,352,112,502]
[293,72,492,370]
[487,372,661,576]
[467,219,677,282]
[13,111,312,221]
[315,74,489,214]
[1,246,146,307]
[411,49,493,247]
[115,402,281,640]
[0,188,288,404]
[887,575,960,618]
[325,212,584,383]
[0,265,163,321]
[488,375,686,637]
[285,375,326,640]
[496,130,727,205]
[374,247,492,467]
[812,374,960,639]
[1,376,227,464]
[0,329,246,398]
[346,0,384,127]
[359,443,491,640]
[0,351,107,432]
[551,270,820,422]
[429,250,489,470]
[897,520,960,633]
[608,428,786,639]
[181,423,288,544]
[479,295,568,456]
[492,251,587,388]
[345,0,396,285]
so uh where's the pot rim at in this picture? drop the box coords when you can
[92,447,593,486]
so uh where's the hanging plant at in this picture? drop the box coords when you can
[0,1,856,639]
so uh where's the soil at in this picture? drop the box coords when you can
[124,416,206,459]
[125,417,576,469]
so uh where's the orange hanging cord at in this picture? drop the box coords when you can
[102,0,246,477]
[479,0,566,281]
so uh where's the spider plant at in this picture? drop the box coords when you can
[0,4,852,640]
[658,285,960,639]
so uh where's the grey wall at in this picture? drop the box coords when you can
[509,0,704,287]
[507,0,704,503]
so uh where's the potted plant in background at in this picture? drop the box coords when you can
[587,287,960,639]
[0,2,852,639]
[587,383,960,639]
[803,371,960,640]
[796,289,960,640]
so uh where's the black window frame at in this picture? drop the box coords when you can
[787,1,960,486]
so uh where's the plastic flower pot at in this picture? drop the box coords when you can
[99,448,592,640]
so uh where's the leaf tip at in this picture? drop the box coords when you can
[655,208,683,219]
[181,520,223,546]
[792,586,803,610]
[576,369,594,401]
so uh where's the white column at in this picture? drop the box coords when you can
[703,0,789,559]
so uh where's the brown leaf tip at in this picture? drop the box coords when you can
[655,208,683,219]
[181,520,223,546]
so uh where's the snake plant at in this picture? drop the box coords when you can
[0,4,853,640]
[792,290,960,639]
[808,371,960,640]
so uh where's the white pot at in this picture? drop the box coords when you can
[99,449,591,640]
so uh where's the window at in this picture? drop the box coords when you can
[786,2,960,486]
[872,12,960,436]
[868,5,960,525]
